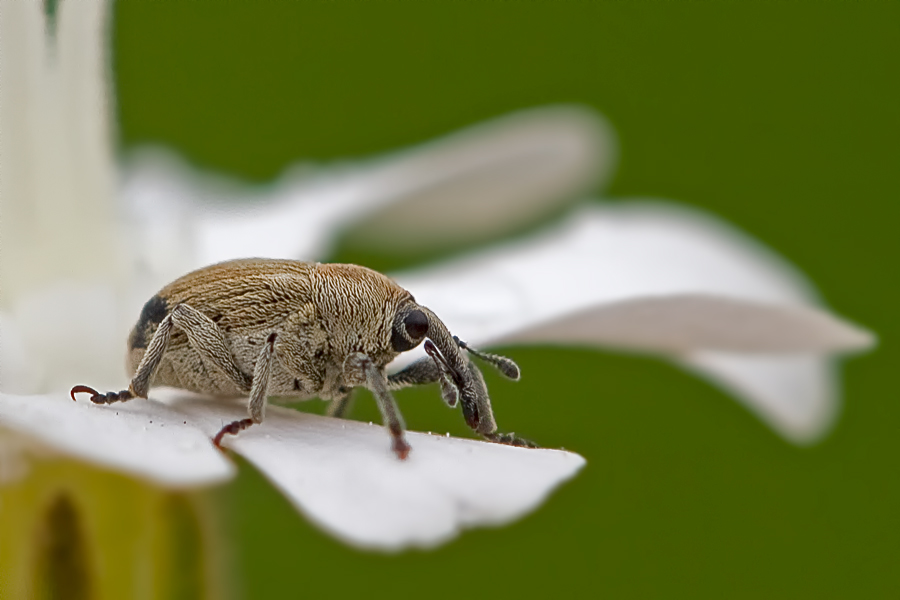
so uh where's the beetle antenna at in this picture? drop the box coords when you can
[454,336,521,381]
[424,340,460,407]
[420,308,498,436]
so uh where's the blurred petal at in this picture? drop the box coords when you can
[0,0,121,302]
[0,314,43,395]
[121,106,613,286]
[0,281,139,395]
[393,202,872,355]
[497,295,871,353]
[682,353,838,444]
[0,393,234,488]
[341,105,615,250]
[391,201,872,442]
[164,392,585,550]
[0,283,128,394]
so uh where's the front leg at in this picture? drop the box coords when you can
[345,353,411,460]
[386,344,538,449]
[387,343,458,408]
[483,432,539,448]
[454,357,538,448]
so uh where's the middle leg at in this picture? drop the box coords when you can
[387,341,458,407]
[213,332,278,447]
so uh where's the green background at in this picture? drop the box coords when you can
[114,2,899,598]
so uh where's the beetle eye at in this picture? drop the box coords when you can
[391,308,429,352]
[404,310,428,339]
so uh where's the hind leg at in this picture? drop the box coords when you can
[71,303,252,404]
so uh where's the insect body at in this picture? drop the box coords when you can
[71,259,535,459]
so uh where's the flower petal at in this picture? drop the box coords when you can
[0,392,234,488]
[0,283,127,394]
[393,202,872,356]
[121,106,613,285]
[163,392,585,550]
[682,353,838,444]
[391,201,873,442]
[496,295,871,353]
[339,105,615,251]
[0,0,121,301]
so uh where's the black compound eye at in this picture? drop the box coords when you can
[404,310,428,339]
[391,308,429,352]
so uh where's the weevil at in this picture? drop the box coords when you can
[71,259,536,459]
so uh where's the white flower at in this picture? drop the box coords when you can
[0,0,585,552]
[0,0,872,553]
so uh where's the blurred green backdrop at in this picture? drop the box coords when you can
[113,2,898,598]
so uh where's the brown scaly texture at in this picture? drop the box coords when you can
[127,259,411,400]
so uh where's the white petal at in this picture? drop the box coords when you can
[0,313,43,395]
[682,353,838,444]
[0,280,143,395]
[164,392,585,550]
[392,202,872,359]
[499,295,871,353]
[121,149,358,286]
[339,105,616,251]
[1,283,128,394]
[121,106,613,286]
[0,0,122,302]
[0,392,234,488]
[391,201,872,442]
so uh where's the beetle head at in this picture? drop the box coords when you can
[418,306,522,436]
[389,300,521,436]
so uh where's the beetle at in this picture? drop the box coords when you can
[71,258,535,459]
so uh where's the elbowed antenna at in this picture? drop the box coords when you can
[423,340,459,407]
[420,307,498,436]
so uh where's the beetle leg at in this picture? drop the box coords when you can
[455,356,540,448]
[345,353,411,460]
[70,385,135,405]
[73,303,254,405]
[127,304,176,398]
[214,332,277,447]
[326,390,354,418]
[415,310,541,449]
[483,431,539,448]
[168,304,252,392]
[386,343,459,407]
[385,352,536,447]
[71,306,177,403]
[386,357,440,389]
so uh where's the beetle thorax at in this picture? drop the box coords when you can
[312,264,409,367]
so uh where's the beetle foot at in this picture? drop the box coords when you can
[392,436,411,460]
[213,418,254,448]
[484,432,540,449]
[70,385,134,405]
